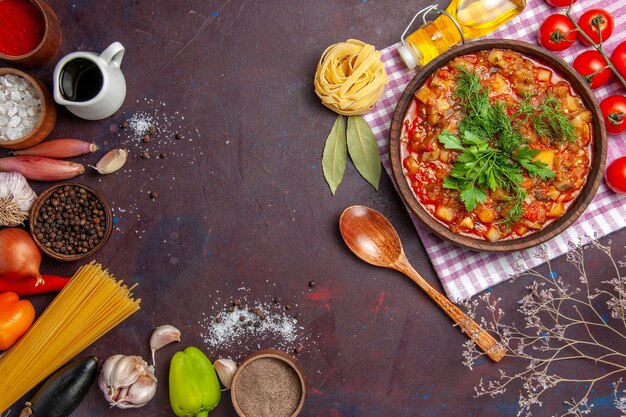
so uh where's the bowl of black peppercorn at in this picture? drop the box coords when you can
[29,184,113,261]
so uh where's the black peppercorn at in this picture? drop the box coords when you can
[33,185,107,257]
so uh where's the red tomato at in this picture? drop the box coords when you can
[600,96,626,135]
[545,0,577,6]
[578,9,614,45]
[611,41,626,80]
[572,50,612,88]
[538,14,577,51]
[605,157,626,194]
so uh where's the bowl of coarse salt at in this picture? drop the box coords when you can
[0,68,56,150]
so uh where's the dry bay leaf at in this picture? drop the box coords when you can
[347,115,381,190]
[322,115,347,195]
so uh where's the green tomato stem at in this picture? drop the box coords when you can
[565,8,626,90]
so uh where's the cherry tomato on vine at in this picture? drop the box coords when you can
[600,96,626,135]
[605,157,626,194]
[538,14,577,51]
[610,41,626,80]
[572,50,612,88]
[545,0,577,7]
[578,9,614,45]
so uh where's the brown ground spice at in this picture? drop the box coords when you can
[235,357,301,417]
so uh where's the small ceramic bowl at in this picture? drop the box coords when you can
[231,349,307,417]
[29,184,113,262]
[0,67,57,150]
[0,0,62,68]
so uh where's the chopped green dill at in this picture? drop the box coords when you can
[437,67,564,224]
[533,96,576,143]
[455,65,482,104]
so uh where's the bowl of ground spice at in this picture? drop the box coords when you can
[231,349,307,417]
[0,68,56,150]
[29,184,113,261]
[0,0,62,68]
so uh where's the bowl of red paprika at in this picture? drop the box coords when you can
[0,0,61,68]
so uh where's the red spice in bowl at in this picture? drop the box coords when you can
[0,0,46,56]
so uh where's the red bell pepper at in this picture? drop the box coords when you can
[0,275,70,296]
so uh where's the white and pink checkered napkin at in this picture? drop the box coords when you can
[363,0,626,302]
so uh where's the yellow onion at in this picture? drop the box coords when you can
[0,228,42,282]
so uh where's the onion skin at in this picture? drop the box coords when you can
[12,139,98,158]
[0,228,42,281]
[0,156,84,181]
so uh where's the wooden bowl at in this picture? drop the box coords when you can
[0,67,56,149]
[0,0,62,68]
[29,184,113,262]
[389,39,607,252]
[231,349,307,417]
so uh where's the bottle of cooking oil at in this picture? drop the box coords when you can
[398,0,526,69]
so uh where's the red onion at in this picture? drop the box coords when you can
[0,228,42,282]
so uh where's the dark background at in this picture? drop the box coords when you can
[2,0,625,416]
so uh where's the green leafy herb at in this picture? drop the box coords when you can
[346,115,381,190]
[455,65,482,104]
[438,67,566,223]
[322,115,347,195]
[533,96,576,143]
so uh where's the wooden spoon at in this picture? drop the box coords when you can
[339,205,506,362]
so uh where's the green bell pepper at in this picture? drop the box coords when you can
[169,346,221,417]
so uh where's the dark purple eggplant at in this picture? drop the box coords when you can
[19,356,98,417]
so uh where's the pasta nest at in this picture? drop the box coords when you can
[314,39,388,116]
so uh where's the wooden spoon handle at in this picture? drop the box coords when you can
[396,259,506,362]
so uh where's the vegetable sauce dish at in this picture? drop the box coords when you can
[390,39,607,252]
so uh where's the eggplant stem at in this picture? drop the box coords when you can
[19,402,33,417]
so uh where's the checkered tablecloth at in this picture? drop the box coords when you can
[363,0,626,302]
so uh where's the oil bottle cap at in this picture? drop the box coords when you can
[398,44,420,70]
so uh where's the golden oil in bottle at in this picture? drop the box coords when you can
[398,0,526,69]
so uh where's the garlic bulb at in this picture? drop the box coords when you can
[98,355,157,409]
[150,324,181,367]
[0,172,36,226]
[214,358,237,390]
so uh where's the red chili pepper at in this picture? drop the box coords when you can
[0,275,70,296]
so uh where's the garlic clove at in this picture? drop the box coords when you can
[109,355,145,389]
[214,358,237,390]
[99,354,126,388]
[113,374,157,408]
[150,324,181,367]
[92,149,128,174]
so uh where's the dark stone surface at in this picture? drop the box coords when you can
[1,1,624,416]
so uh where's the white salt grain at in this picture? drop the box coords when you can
[200,296,310,357]
[0,75,41,141]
